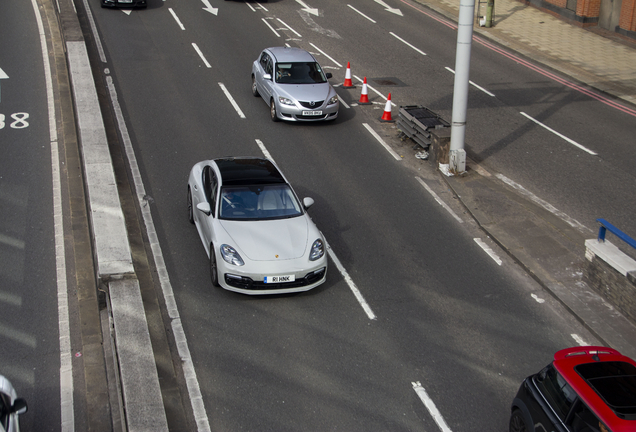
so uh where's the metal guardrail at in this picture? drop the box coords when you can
[597,218,636,250]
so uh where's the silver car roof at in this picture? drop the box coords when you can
[266,47,317,64]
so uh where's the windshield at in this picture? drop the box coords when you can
[219,184,303,220]
[275,62,327,84]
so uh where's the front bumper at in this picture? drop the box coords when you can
[277,101,339,122]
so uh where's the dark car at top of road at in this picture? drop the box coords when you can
[510,346,636,432]
[251,47,339,122]
[101,0,147,8]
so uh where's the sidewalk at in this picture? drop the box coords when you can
[409,0,636,358]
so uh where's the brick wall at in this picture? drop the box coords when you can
[577,0,601,17]
[585,254,636,326]
[620,0,636,32]
[543,0,567,9]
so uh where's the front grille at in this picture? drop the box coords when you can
[299,101,324,109]
[225,267,326,290]
[295,114,329,120]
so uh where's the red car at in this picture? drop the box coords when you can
[510,346,636,432]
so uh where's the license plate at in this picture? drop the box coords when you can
[264,275,296,283]
[119,0,133,3]
[302,110,322,116]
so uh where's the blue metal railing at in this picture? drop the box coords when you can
[597,218,636,250]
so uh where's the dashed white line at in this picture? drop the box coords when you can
[445,67,495,97]
[277,18,301,37]
[531,293,545,303]
[474,238,503,265]
[192,43,211,68]
[308,43,342,68]
[571,334,589,346]
[262,17,281,37]
[415,177,463,223]
[255,139,275,163]
[218,83,246,119]
[347,4,377,22]
[412,382,453,432]
[520,112,598,155]
[390,32,426,56]
[169,8,185,30]
[363,123,402,161]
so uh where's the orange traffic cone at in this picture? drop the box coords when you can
[380,93,394,122]
[343,62,354,88]
[358,77,371,105]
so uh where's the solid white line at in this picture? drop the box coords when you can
[353,75,396,106]
[192,43,211,68]
[106,76,211,431]
[325,239,376,320]
[277,18,301,37]
[494,173,590,233]
[347,4,377,22]
[169,8,186,30]
[445,67,495,97]
[415,177,463,223]
[520,112,598,155]
[363,123,402,161]
[571,334,589,346]
[308,43,342,68]
[474,238,503,265]
[81,0,107,63]
[218,83,246,118]
[339,97,350,109]
[32,0,74,429]
[412,382,452,432]
[262,17,281,37]
[390,32,426,55]
[255,139,275,163]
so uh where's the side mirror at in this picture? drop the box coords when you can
[326,72,333,79]
[197,202,211,216]
[12,398,27,415]
[263,73,272,81]
[303,197,314,210]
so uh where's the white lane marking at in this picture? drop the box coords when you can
[474,238,503,265]
[256,1,269,11]
[106,76,211,432]
[353,75,396,106]
[390,32,426,56]
[571,334,589,346]
[347,4,377,23]
[326,239,377,320]
[494,174,590,233]
[192,43,211,68]
[415,177,463,223]
[531,294,545,303]
[308,43,342,68]
[169,8,186,30]
[80,0,107,63]
[363,123,402,161]
[218,83,246,119]
[0,233,25,249]
[200,0,218,15]
[412,382,452,432]
[277,18,302,37]
[262,17,281,37]
[254,140,375,320]
[375,0,403,15]
[445,67,495,97]
[255,139,275,163]
[520,112,598,155]
[295,0,319,16]
[339,97,350,109]
[31,0,74,429]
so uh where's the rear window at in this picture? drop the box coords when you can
[535,365,578,419]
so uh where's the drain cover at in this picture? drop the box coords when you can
[371,77,407,87]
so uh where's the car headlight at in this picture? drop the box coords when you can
[278,96,295,106]
[220,244,244,266]
[328,95,339,105]
[309,239,324,261]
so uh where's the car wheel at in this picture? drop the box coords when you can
[187,187,194,224]
[210,246,220,287]
[270,99,279,122]
[251,76,260,97]
[509,409,528,432]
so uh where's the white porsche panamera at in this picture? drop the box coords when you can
[187,157,327,294]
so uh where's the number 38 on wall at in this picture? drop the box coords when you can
[0,113,30,129]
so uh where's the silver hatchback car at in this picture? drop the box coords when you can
[252,47,339,122]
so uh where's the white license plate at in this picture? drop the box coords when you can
[264,275,296,283]
[302,110,322,116]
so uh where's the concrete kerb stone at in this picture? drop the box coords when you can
[62,14,169,431]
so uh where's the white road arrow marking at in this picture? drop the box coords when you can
[374,0,403,15]
[295,0,319,16]
[0,67,8,103]
[121,9,132,15]
[201,0,218,15]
